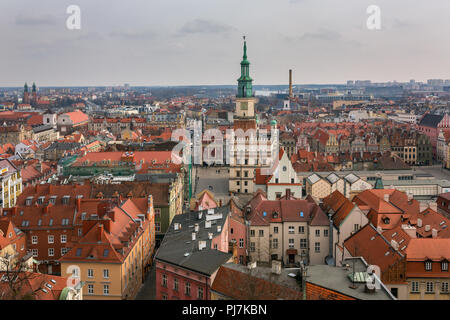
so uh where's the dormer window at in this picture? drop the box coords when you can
[442,261,449,272]
[425,260,432,271]
[37,196,45,205]
[25,197,33,206]
[383,217,390,225]
[62,195,70,205]
[49,196,57,205]
[272,211,279,219]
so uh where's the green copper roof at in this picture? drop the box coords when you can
[237,38,253,98]
[271,119,277,125]
[374,177,384,189]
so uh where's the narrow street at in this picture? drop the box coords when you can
[135,264,156,300]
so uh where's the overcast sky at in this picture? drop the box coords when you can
[0,0,449,87]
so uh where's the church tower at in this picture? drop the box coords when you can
[32,82,37,105]
[23,83,29,104]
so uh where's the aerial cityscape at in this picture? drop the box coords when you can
[0,0,449,310]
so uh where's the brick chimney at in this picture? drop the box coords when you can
[76,198,81,212]
[103,218,111,233]
[97,224,104,241]
[108,208,115,222]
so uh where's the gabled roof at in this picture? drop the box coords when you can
[406,238,450,261]
[419,113,444,128]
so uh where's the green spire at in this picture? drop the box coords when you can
[243,40,247,60]
[24,83,28,92]
[237,36,253,98]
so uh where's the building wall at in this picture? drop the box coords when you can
[308,225,329,265]
[248,225,270,263]
[155,260,211,300]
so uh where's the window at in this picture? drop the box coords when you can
[61,248,68,255]
[87,269,94,278]
[61,235,67,243]
[173,278,179,291]
[250,230,255,237]
[185,282,191,296]
[103,269,109,279]
[426,282,434,293]
[161,293,168,300]
[103,284,109,295]
[198,287,204,300]
[32,249,38,257]
[88,284,94,294]
[288,239,294,248]
[48,235,54,244]
[213,244,218,250]
[442,261,448,271]
[239,239,244,248]
[442,282,449,293]
[274,227,279,234]
[230,228,233,234]
[354,224,359,231]
[78,228,82,236]
[300,239,307,249]
[324,229,329,237]
[315,229,320,237]
[314,242,320,253]
[250,242,255,252]
[155,222,161,233]
[288,226,295,234]
[32,236,38,244]
[272,238,278,249]
[48,248,54,256]
[161,274,167,288]
[299,226,305,234]
[425,261,432,271]
[154,208,161,219]
[258,230,264,237]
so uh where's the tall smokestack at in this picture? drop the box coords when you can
[289,69,293,98]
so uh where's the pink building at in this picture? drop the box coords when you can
[228,199,248,264]
[418,113,449,157]
[155,206,233,300]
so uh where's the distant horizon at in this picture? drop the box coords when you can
[0,78,447,90]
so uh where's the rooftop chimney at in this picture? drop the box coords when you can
[192,232,196,241]
[425,225,431,232]
[432,228,438,238]
[401,224,417,238]
[417,218,423,228]
[194,223,199,232]
[289,69,293,98]
[383,194,390,202]
[97,224,104,241]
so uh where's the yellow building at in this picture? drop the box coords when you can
[0,159,22,208]
[60,198,155,300]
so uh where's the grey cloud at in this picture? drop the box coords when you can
[299,29,342,41]
[109,29,156,40]
[15,13,57,26]
[178,19,234,35]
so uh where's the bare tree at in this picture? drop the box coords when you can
[0,253,46,300]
